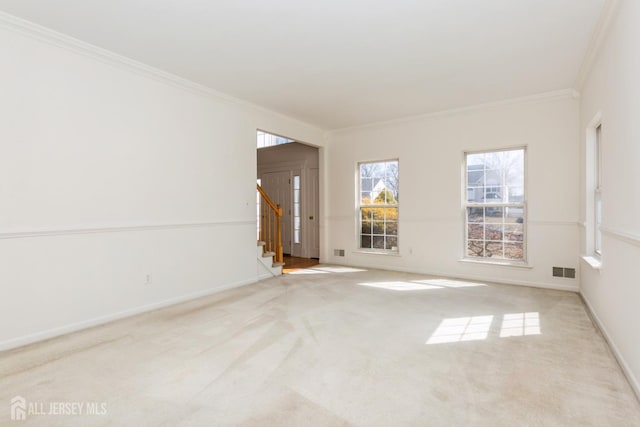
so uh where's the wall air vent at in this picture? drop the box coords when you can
[553,267,576,279]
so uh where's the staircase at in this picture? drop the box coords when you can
[257,241,284,277]
[257,184,284,277]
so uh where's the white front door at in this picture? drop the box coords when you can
[261,171,292,255]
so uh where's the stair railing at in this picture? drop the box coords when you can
[257,184,283,263]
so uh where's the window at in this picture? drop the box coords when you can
[359,160,399,251]
[293,175,301,244]
[256,130,294,148]
[594,124,602,256]
[465,148,525,262]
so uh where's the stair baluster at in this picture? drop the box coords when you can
[256,184,284,263]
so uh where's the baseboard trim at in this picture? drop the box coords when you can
[0,276,260,352]
[329,261,579,292]
[579,292,640,402]
[578,292,640,401]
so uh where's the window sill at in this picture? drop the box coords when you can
[458,258,533,269]
[353,250,402,257]
[581,255,602,270]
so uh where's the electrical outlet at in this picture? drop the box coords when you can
[145,274,152,285]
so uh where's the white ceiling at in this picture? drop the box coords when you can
[0,0,605,129]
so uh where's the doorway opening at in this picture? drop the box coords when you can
[257,130,320,261]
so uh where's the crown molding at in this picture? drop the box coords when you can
[575,0,620,90]
[330,88,579,134]
[0,11,324,133]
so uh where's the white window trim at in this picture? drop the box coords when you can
[462,147,528,265]
[356,159,399,253]
[584,112,603,263]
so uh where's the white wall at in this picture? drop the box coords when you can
[257,142,319,173]
[578,0,640,397]
[0,20,324,350]
[324,94,580,291]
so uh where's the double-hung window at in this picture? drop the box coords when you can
[359,160,399,251]
[594,124,602,256]
[465,148,526,262]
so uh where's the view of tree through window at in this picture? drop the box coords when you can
[359,160,399,251]
[465,149,525,261]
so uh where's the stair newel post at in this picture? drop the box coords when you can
[276,204,283,263]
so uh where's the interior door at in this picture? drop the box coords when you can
[308,168,320,258]
[261,171,292,255]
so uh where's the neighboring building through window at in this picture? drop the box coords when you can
[358,160,399,251]
[465,148,525,261]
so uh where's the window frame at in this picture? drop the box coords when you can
[293,174,301,244]
[357,159,400,253]
[463,147,527,264]
[593,123,603,257]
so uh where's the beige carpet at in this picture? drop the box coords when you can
[1,266,639,426]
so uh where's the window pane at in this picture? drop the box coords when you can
[485,187,503,203]
[505,207,524,224]
[485,224,503,241]
[468,223,484,240]
[383,207,398,221]
[361,208,372,234]
[504,224,523,241]
[468,240,485,257]
[386,236,398,250]
[485,206,503,222]
[467,207,484,223]
[467,152,485,168]
[385,221,398,236]
[294,230,300,243]
[467,187,483,203]
[373,221,384,234]
[373,191,386,204]
[486,241,504,259]
[372,236,385,249]
[595,192,602,253]
[505,242,524,260]
[361,235,372,249]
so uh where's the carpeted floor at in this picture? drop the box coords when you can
[1,266,639,426]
